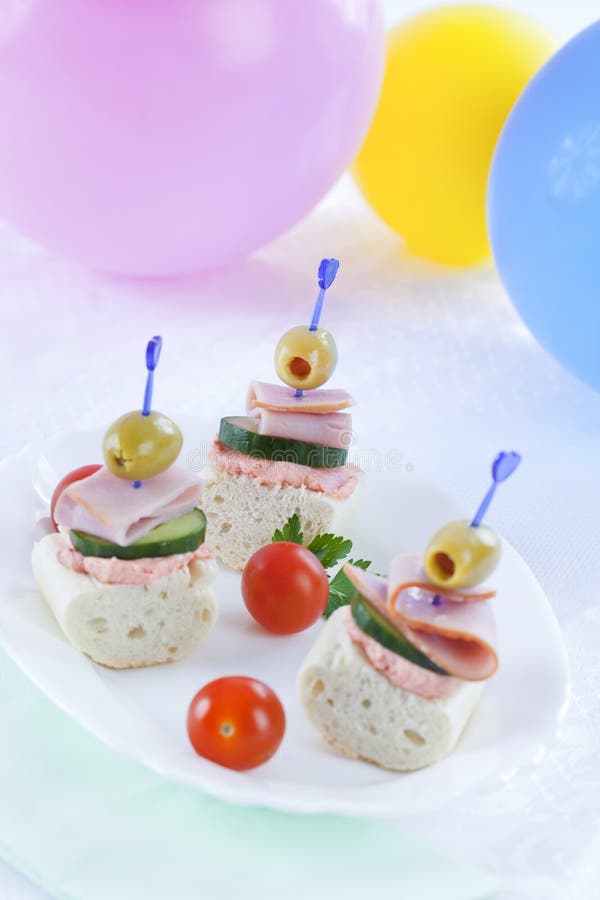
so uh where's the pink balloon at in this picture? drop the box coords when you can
[0,0,384,276]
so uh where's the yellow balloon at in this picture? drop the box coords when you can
[353,5,556,265]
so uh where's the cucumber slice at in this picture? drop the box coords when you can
[350,592,449,676]
[218,416,347,469]
[70,508,207,560]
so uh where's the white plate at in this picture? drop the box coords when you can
[0,422,570,818]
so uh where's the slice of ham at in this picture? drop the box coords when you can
[344,565,389,607]
[53,464,202,546]
[388,553,496,604]
[247,381,354,414]
[344,561,498,682]
[252,408,352,450]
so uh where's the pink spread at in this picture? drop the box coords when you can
[345,613,458,700]
[209,440,361,499]
[57,542,214,585]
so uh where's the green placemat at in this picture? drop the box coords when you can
[0,650,498,900]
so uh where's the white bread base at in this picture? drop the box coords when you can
[297,607,484,771]
[32,534,218,669]
[201,465,361,571]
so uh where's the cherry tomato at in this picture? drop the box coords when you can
[50,464,102,530]
[187,676,285,771]
[241,541,329,635]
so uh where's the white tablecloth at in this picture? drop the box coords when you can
[1,2,599,896]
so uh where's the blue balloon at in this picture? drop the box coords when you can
[487,21,600,393]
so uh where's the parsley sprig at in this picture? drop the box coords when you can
[271,514,371,618]
[272,515,304,546]
[324,558,370,618]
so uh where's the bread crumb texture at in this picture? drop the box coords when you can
[202,467,340,570]
[32,535,218,669]
[297,608,484,771]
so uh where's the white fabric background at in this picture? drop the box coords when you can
[1,1,599,897]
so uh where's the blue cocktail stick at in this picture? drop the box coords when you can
[471,451,522,527]
[295,259,339,400]
[309,258,339,331]
[133,335,163,489]
[142,335,163,417]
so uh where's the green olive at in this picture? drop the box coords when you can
[103,411,182,481]
[274,325,337,390]
[423,520,501,589]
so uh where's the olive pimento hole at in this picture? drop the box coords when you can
[220,721,235,738]
[432,552,456,581]
[289,356,311,379]
[113,451,132,471]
